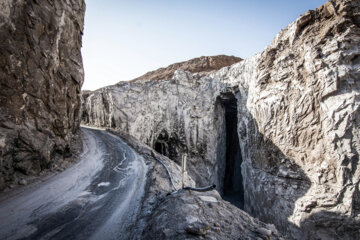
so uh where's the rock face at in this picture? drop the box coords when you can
[82,0,360,239]
[0,0,85,190]
[143,190,282,240]
[109,129,284,240]
[132,55,242,81]
[242,1,360,238]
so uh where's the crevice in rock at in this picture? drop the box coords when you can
[218,92,244,209]
[153,130,184,165]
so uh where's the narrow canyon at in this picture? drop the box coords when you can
[1,0,360,239]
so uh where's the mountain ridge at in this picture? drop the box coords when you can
[129,55,242,82]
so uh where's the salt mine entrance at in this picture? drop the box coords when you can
[219,92,244,209]
[154,130,183,164]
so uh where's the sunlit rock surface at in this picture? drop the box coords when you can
[83,0,360,239]
[0,0,85,190]
[132,55,242,81]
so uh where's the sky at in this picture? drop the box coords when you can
[82,0,328,90]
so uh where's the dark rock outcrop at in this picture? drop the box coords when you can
[0,0,85,190]
[82,0,360,239]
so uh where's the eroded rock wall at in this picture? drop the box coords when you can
[83,71,231,190]
[243,1,360,238]
[82,0,360,239]
[0,0,85,190]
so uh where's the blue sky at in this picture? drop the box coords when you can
[82,0,327,90]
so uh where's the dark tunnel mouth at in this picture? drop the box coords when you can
[219,92,244,209]
[154,131,170,157]
[153,130,184,164]
[154,141,166,155]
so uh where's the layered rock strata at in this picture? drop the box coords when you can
[82,0,360,239]
[0,0,85,190]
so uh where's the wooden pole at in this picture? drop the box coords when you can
[182,153,187,189]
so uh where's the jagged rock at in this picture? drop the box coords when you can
[0,0,85,189]
[185,222,211,236]
[82,0,360,239]
[110,129,284,240]
[143,190,283,240]
[18,179,27,185]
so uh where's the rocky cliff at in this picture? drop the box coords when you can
[0,0,85,190]
[82,0,360,239]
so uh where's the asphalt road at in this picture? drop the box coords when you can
[0,127,147,240]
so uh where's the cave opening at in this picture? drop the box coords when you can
[154,141,165,155]
[219,92,244,209]
[153,130,183,165]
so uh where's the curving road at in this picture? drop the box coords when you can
[0,127,147,240]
